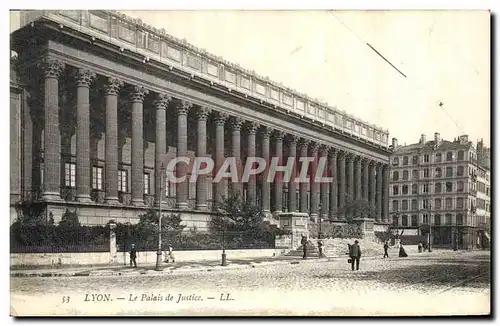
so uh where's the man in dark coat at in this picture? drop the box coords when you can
[301,235,308,259]
[383,242,389,258]
[130,244,137,268]
[349,240,362,271]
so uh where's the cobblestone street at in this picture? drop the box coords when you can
[11,251,490,316]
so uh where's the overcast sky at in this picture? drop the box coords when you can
[10,10,490,146]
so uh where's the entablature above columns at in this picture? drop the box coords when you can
[42,43,390,164]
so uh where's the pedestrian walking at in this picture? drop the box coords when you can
[301,235,308,259]
[418,242,423,253]
[383,242,389,258]
[399,242,408,257]
[164,243,175,263]
[317,239,324,258]
[129,244,137,268]
[349,240,362,271]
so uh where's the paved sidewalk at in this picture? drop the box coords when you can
[9,249,462,278]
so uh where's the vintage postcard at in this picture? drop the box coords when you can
[9,9,490,317]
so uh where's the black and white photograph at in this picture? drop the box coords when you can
[8,7,491,317]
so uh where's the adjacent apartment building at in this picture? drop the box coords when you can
[389,133,483,249]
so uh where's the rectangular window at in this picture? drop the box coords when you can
[434,198,441,209]
[402,185,409,195]
[403,170,409,180]
[144,173,150,195]
[435,153,442,163]
[423,214,429,225]
[65,163,76,187]
[92,166,103,190]
[423,154,430,163]
[423,199,429,209]
[411,215,418,226]
[403,156,409,166]
[422,184,429,193]
[412,156,418,165]
[118,169,128,192]
[445,197,453,209]
[411,199,418,210]
[392,185,399,196]
[446,167,453,177]
[424,168,430,178]
[402,200,408,211]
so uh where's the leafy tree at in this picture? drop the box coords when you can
[210,193,290,247]
[130,209,186,249]
[336,198,378,223]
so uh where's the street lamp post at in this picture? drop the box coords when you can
[217,208,228,266]
[318,203,323,240]
[155,163,165,271]
[428,203,433,252]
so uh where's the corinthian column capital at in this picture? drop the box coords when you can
[197,106,211,120]
[105,77,124,95]
[37,57,65,79]
[246,121,260,134]
[74,68,96,87]
[154,93,172,110]
[130,86,149,103]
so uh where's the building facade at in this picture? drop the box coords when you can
[475,165,491,229]
[389,133,483,249]
[10,10,392,231]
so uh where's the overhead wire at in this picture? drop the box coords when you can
[327,10,469,136]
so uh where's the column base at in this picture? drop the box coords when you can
[195,203,208,210]
[131,199,144,206]
[105,197,120,205]
[76,195,92,203]
[42,192,61,201]
[176,202,188,210]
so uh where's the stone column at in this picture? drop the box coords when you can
[298,138,309,213]
[369,161,376,209]
[154,93,171,205]
[346,153,355,202]
[328,149,338,220]
[74,68,96,202]
[196,106,210,210]
[230,117,243,197]
[261,126,272,214]
[363,158,370,201]
[355,156,362,201]
[176,100,192,209]
[109,221,117,264]
[376,163,383,222]
[38,57,64,201]
[309,142,319,221]
[130,86,148,206]
[319,145,329,219]
[214,112,228,205]
[338,151,346,220]
[104,77,123,204]
[382,164,390,222]
[287,135,299,212]
[273,130,285,214]
[246,121,259,206]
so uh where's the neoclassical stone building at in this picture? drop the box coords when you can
[10,10,392,231]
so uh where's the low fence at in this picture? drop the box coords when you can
[10,248,286,267]
[308,221,362,239]
[10,225,110,253]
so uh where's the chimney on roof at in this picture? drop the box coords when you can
[420,134,426,144]
[458,134,469,145]
[434,132,441,146]
[391,137,398,150]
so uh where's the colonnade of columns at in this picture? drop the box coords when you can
[36,56,391,223]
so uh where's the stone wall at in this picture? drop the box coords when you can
[308,221,363,239]
[11,248,286,267]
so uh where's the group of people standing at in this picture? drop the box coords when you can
[128,244,175,268]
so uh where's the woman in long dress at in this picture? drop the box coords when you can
[399,242,408,257]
